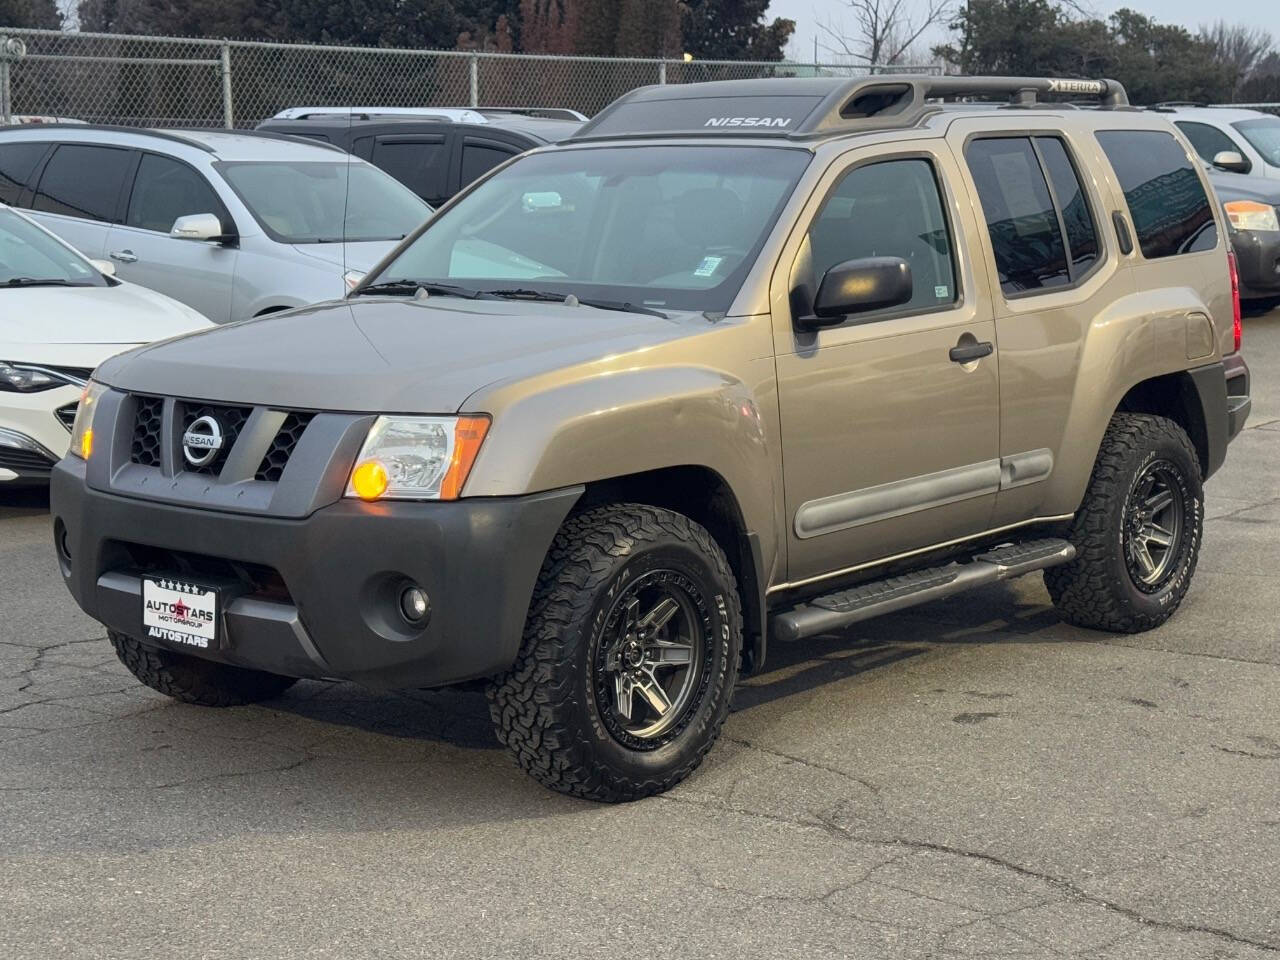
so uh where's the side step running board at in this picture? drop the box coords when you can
[771,538,1075,643]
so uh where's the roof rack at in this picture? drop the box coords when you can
[199,127,349,153]
[1150,101,1207,111]
[0,122,218,152]
[270,106,490,124]
[477,107,589,122]
[571,75,1130,142]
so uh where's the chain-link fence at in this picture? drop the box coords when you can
[0,27,941,128]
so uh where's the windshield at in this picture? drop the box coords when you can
[369,145,810,312]
[1233,117,1280,167]
[0,207,106,287]
[217,161,432,243]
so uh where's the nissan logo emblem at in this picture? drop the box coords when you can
[182,415,224,467]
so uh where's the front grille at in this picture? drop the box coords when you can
[255,412,313,482]
[0,446,56,474]
[179,403,251,476]
[55,402,78,433]
[131,396,164,467]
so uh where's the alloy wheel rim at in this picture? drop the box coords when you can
[1123,460,1185,591]
[594,569,707,745]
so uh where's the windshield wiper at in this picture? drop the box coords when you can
[354,279,492,299]
[4,277,84,288]
[484,288,669,319]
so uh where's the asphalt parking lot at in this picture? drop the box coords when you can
[1,310,1277,960]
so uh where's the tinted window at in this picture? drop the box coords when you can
[127,153,226,233]
[966,138,1069,295]
[32,144,134,222]
[807,158,956,316]
[461,142,517,187]
[0,142,47,206]
[372,136,451,202]
[1097,130,1217,259]
[1035,137,1099,276]
[1174,121,1242,164]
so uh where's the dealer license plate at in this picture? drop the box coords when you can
[141,576,219,650]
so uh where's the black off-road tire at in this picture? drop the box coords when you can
[110,631,297,706]
[1045,413,1203,633]
[487,503,742,803]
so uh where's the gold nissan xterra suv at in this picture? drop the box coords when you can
[52,76,1251,801]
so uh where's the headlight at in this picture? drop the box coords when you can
[1224,200,1280,232]
[345,415,490,501]
[0,360,80,393]
[68,382,107,460]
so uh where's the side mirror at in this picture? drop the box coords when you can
[88,258,115,277]
[805,256,913,327]
[1211,150,1250,174]
[170,213,229,243]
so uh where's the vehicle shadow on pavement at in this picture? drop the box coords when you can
[0,485,51,519]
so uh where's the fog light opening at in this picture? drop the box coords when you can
[398,585,430,626]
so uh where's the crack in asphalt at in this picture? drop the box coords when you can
[1096,641,1280,669]
[659,788,1279,954]
[721,735,882,797]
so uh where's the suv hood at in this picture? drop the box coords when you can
[94,296,699,412]
[289,240,402,274]
[1207,170,1280,205]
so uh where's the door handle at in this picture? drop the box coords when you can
[949,340,994,363]
[109,249,138,263]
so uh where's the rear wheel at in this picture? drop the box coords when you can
[1046,413,1203,633]
[110,632,297,706]
[487,503,741,802]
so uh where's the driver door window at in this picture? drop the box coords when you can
[802,158,958,320]
[126,153,227,234]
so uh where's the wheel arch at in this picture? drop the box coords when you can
[580,465,768,675]
[1116,367,1226,480]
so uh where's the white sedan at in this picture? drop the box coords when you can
[1,204,211,484]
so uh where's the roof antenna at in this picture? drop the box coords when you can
[341,104,353,296]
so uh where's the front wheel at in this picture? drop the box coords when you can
[487,504,742,802]
[1046,413,1203,633]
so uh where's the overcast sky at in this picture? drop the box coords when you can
[769,0,1280,65]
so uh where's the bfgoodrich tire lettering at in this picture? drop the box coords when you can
[110,631,297,706]
[487,503,742,802]
[1046,413,1203,633]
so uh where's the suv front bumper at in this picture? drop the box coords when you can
[1231,228,1280,300]
[51,458,581,689]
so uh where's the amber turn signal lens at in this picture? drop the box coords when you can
[439,415,491,500]
[79,427,93,460]
[350,460,389,501]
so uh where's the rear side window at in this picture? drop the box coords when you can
[1036,137,1099,277]
[1174,121,1242,165]
[461,141,518,188]
[32,144,134,223]
[807,157,957,317]
[126,153,226,234]
[371,136,451,203]
[0,142,48,206]
[966,138,1069,295]
[1097,130,1217,259]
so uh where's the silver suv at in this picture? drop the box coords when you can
[0,126,433,322]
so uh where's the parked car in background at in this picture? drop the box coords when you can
[256,107,582,206]
[0,126,433,322]
[1158,104,1280,180]
[0,204,209,484]
[1153,106,1280,307]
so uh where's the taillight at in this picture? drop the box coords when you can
[1227,250,1242,353]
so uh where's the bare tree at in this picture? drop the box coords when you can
[1198,20,1274,92]
[817,0,950,69]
